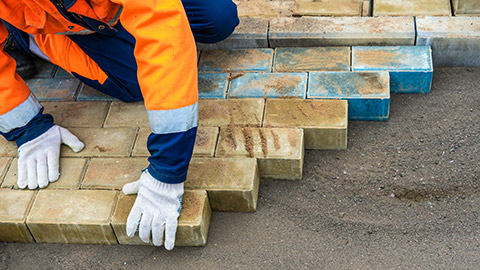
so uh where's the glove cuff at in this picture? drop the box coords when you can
[141,170,184,195]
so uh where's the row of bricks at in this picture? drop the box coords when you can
[0,157,261,245]
[0,99,348,156]
[0,157,260,213]
[27,46,432,103]
[233,0,458,18]
[0,189,211,245]
[0,125,304,183]
[199,16,480,67]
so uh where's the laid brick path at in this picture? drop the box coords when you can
[0,45,433,246]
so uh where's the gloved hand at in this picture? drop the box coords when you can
[17,125,84,189]
[122,170,183,250]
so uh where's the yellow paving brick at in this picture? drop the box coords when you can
[373,0,451,16]
[216,127,304,180]
[26,189,118,244]
[0,137,17,157]
[235,0,294,18]
[264,99,348,150]
[0,158,12,186]
[198,99,264,127]
[111,190,211,246]
[82,158,149,190]
[132,128,150,157]
[294,0,363,16]
[133,127,219,157]
[41,102,110,128]
[0,189,36,243]
[186,158,259,212]
[61,128,136,157]
[104,101,149,128]
[1,158,87,189]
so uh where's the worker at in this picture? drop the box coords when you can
[0,0,239,250]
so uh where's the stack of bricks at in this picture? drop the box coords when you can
[0,44,432,246]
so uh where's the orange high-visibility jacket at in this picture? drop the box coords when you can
[0,0,198,183]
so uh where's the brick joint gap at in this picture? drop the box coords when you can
[79,158,93,189]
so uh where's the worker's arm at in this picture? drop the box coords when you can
[0,22,84,189]
[110,0,198,250]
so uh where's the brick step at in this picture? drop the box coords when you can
[308,71,390,121]
[264,99,348,150]
[186,158,260,212]
[215,127,304,180]
[0,189,211,246]
[352,46,433,94]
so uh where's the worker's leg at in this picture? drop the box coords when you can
[34,22,142,102]
[182,0,239,44]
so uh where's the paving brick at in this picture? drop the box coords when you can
[198,73,228,99]
[229,73,307,98]
[54,67,74,78]
[82,158,149,190]
[0,137,17,157]
[197,18,268,50]
[198,99,264,127]
[133,127,219,157]
[132,128,150,157]
[308,71,390,121]
[61,128,136,157]
[294,0,363,16]
[416,17,480,67]
[352,46,433,93]
[0,190,36,243]
[274,47,350,72]
[269,17,415,47]
[373,0,451,16]
[362,0,371,16]
[264,99,348,150]
[33,58,57,78]
[104,101,149,128]
[2,158,87,189]
[111,190,211,246]
[26,190,118,244]
[77,85,115,101]
[216,127,304,180]
[26,78,80,101]
[0,158,11,185]
[234,0,294,18]
[198,49,273,72]
[186,158,259,212]
[453,0,480,15]
[41,102,110,128]
[193,127,220,157]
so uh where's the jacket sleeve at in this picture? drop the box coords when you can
[0,22,54,146]
[110,0,198,183]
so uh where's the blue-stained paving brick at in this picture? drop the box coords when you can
[229,73,307,98]
[26,78,80,101]
[33,58,57,78]
[54,67,74,78]
[198,49,273,72]
[352,46,433,94]
[77,84,115,101]
[198,73,228,99]
[274,47,350,72]
[308,71,390,121]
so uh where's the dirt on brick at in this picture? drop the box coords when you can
[357,73,386,95]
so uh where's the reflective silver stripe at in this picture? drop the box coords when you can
[56,29,95,35]
[108,6,123,26]
[0,94,42,133]
[28,35,50,61]
[147,102,198,134]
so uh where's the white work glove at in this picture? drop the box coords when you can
[17,125,84,189]
[122,170,183,250]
